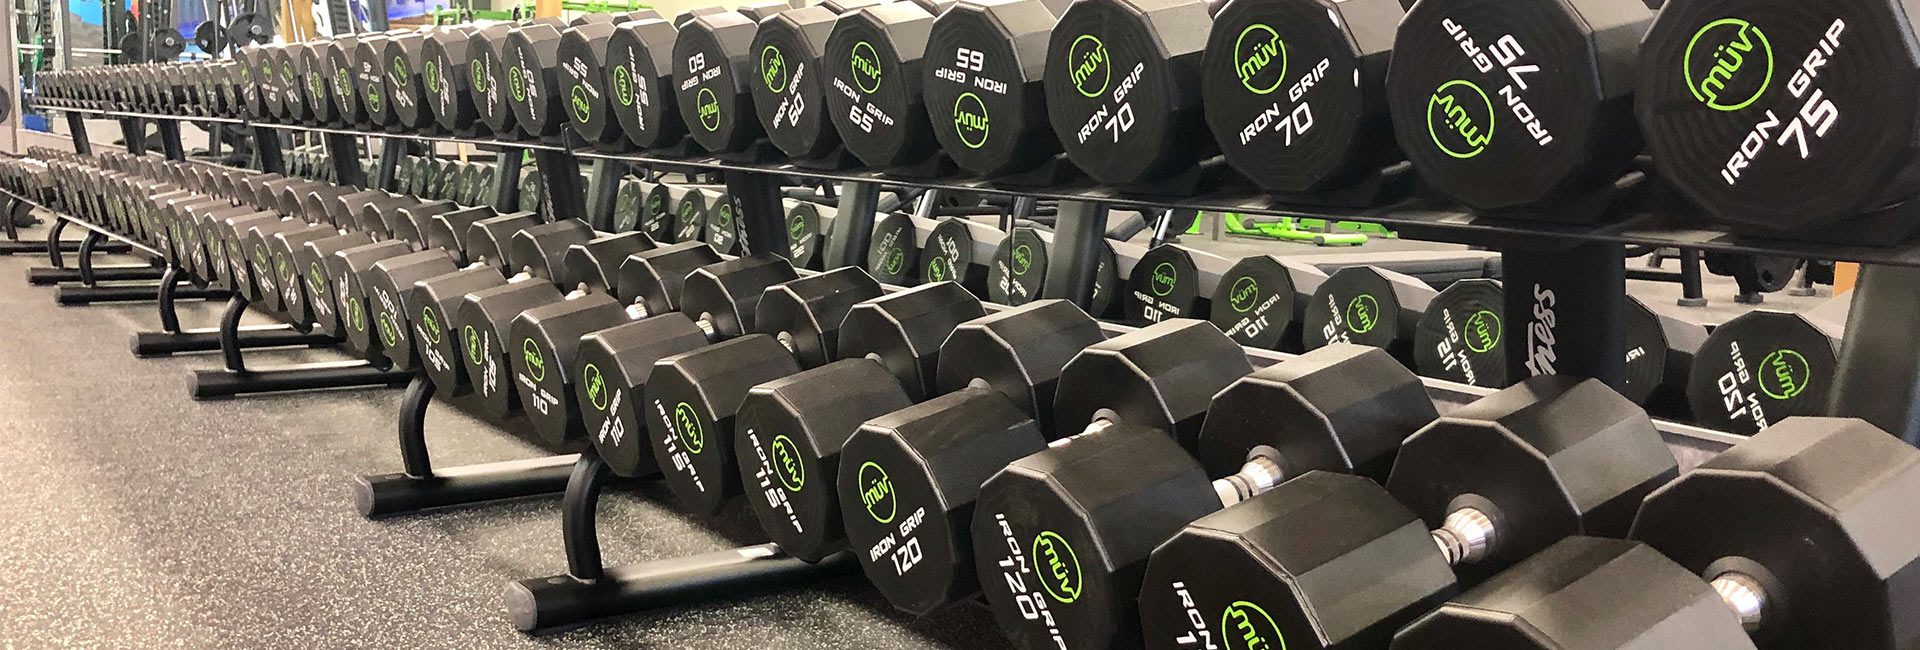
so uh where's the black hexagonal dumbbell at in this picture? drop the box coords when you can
[361,249,461,373]
[575,252,796,475]
[642,267,941,516]
[1044,0,1217,188]
[750,0,888,162]
[922,0,1070,178]
[823,0,955,170]
[557,10,663,146]
[1202,0,1405,198]
[354,30,404,128]
[1395,417,1920,650]
[385,27,437,131]
[740,298,1102,564]
[673,2,798,154]
[1134,374,1678,649]
[1205,254,1328,351]
[1387,0,1654,221]
[469,22,531,137]
[326,35,368,125]
[1302,265,1436,361]
[422,25,482,133]
[974,342,1435,650]
[448,219,595,423]
[505,15,620,139]
[271,45,308,123]
[605,15,689,150]
[493,230,660,444]
[839,318,1248,617]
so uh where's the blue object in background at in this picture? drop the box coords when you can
[70,0,103,26]
[25,114,49,132]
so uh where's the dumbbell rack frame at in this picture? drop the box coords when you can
[20,103,1920,632]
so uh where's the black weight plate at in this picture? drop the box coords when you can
[1386,0,1648,214]
[299,43,337,124]
[988,226,1047,305]
[559,22,622,144]
[1043,0,1214,185]
[386,31,432,129]
[642,183,675,240]
[326,36,365,124]
[1412,278,1507,388]
[608,18,687,149]
[1125,244,1201,324]
[613,179,645,231]
[674,190,709,242]
[1208,255,1297,350]
[519,169,544,213]
[786,201,823,268]
[504,20,570,137]
[1638,0,1920,232]
[424,25,479,132]
[355,35,395,126]
[1302,266,1400,351]
[469,24,519,135]
[752,8,844,159]
[866,212,920,284]
[923,0,1062,177]
[194,20,221,54]
[824,4,944,167]
[1090,239,1118,317]
[705,193,742,254]
[272,46,308,122]
[1685,310,1837,435]
[1203,0,1402,193]
[673,12,766,153]
[1621,295,1668,406]
[920,217,975,285]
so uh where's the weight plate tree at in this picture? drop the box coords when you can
[1385,0,1653,218]
[1202,0,1404,193]
[1043,0,1215,186]
[1638,0,1920,234]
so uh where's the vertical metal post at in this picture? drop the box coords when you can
[371,137,407,191]
[157,121,185,160]
[253,125,286,173]
[324,131,366,187]
[120,118,144,154]
[492,148,525,212]
[824,181,878,270]
[582,159,625,231]
[1040,201,1107,309]
[1829,264,1920,445]
[65,112,91,154]
[723,169,787,256]
[1501,241,1627,388]
[534,148,583,223]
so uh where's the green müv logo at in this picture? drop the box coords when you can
[521,338,546,382]
[613,65,635,107]
[851,41,884,94]
[1427,79,1494,159]
[675,402,705,453]
[1464,310,1501,354]
[1758,349,1810,400]
[1230,276,1259,313]
[584,363,607,410]
[1151,262,1178,297]
[1346,294,1378,334]
[697,87,721,131]
[1234,24,1286,95]
[762,45,789,93]
[771,434,804,492]
[1033,531,1082,604]
[858,461,895,523]
[1685,18,1773,112]
[954,92,990,149]
[1068,35,1110,98]
[570,85,592,122]
[1220,601,1284,650]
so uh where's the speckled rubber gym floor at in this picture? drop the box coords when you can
[0,243,1003,648]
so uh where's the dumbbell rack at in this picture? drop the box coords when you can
[20,103,1920,633]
